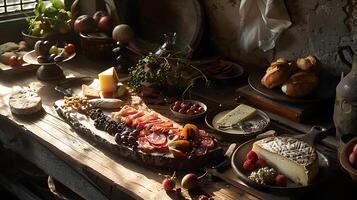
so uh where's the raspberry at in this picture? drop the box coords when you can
[256,158,267,168]
[243,159,255,172]
[246,150,258,162]
[275,174,287,186]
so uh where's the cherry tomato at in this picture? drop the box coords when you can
[186,109,195,115]
[64,43,76,55]
[180,103,187,108]
[9,56,19,66]
[174,101,181,107]
[178,108,187,114]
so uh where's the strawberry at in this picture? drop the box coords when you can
[275,174,287,186]
[246,150,258,162]
[256,158,267,168]
[243,159,255,172]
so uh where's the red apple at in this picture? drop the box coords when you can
[74,15,96,33]
[97,16,115,33]
[93,10,109,25]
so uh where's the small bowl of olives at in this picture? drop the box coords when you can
[170,100,207,120]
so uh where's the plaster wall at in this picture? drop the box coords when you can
[203,0,355,75]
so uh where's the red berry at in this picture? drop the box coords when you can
[162,177,176,191]
[353,144,357,153]
[349,151,357,168]
[9,55,19,66]
[246,150,258,162]
[275,174,287,186]
[256,158,267,168]
[64,43,76,55]
[243,159,255,172]
[198,195,209,200]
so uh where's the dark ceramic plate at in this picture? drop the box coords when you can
[248,70,339,103]
[205,104,270,142]
[231,137,330,194]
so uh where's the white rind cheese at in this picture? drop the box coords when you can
[9,89,42,115]
[216,104,256,126]
[252,136,319,186]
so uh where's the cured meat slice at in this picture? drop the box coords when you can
[137,137,155,153]
[150,121,174,133]
[124,111,145,125]
[146,132,167,146]
[200,137,215,150]
[139,129,151,137]
[132,114,159,127]
[116,105,138,117]
[136,119,162,130]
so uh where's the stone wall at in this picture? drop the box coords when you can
[202,0,355,75]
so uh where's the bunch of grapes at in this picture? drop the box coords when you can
[114,129,139,149]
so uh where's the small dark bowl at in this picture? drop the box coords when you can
[22,31,71,48]
[170,100,207,121]
[340,137,357,181]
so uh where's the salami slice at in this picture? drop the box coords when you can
[200,137,215,150]
[137,137,154,153]
[146,132,167,146]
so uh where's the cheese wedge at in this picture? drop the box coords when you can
[216,104,256,126]
[252,136,319,186]
[98,67,119,92]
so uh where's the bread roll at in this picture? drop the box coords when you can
[296,55,320,75]
[261,61,291,89]
[281,72,319,97]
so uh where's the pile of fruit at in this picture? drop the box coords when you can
[34,40,75,63]
[243,150,287,186]
[74,10,116,34]
[25,0,71,37]
[162,172,211,199]
[349,143,357,169]
[170,101,205,115]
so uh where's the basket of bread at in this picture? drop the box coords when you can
[260,55,320,98]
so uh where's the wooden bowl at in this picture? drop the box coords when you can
[339,136,357,181]
[170,100,207,121]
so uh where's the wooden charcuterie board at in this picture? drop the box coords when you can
[54,99,223,170]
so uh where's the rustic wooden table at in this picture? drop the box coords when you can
[0,54,355,200]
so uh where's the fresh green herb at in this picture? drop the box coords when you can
[25,0,71,37]
[128,53,209,99]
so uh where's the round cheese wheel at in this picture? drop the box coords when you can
[9,89,42,115]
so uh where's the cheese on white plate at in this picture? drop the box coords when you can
[252,136,319,186]
[216,104,256,126]
[98,67,119,92]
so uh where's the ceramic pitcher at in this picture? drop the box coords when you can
[334,46,357,139]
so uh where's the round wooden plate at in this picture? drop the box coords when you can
[231,137,330,194]
[23,49,76,65]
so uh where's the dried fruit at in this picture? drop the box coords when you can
[243,159,255,172]
[275,174,287,186]
[246,150,258,162]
